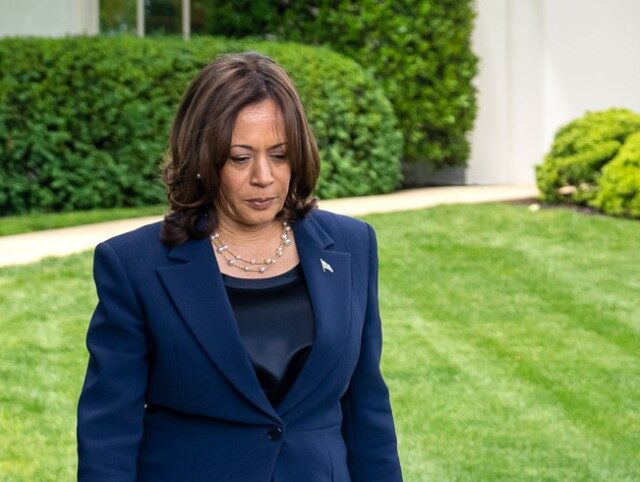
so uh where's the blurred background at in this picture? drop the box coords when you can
[1,0,639,188]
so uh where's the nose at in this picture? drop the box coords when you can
[250,154,275,187]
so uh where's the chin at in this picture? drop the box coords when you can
[241,207,280,226]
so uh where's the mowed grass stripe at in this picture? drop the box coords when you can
[0,254,94,480]
[382,279,631,481]
[364,203,639,481]
[386,307,607,481]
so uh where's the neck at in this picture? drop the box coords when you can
[215,215,283,248]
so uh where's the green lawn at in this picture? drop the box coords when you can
[0,203,638,481]
[0,205,167,236]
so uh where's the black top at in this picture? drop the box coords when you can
[221,263,315,408]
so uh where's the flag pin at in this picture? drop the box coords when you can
[320,258,334,273]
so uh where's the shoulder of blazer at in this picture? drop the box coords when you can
[96,220,167,269]
[310,208,372,254]
[101,219,163,249]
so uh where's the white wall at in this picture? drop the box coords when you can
[468,0,640,185]
[0,0,99,37]
[541,0,640,148]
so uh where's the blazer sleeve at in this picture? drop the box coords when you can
[77,241,148,482]
[340,223,403,481]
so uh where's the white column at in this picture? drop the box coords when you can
[137,0,144,37]
[86,0,100,35]
[468,0,511,184]
[182,0,191,41]
[507,0,544,184]
[468,0,543,185]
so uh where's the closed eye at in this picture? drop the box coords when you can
[229,154,288,163]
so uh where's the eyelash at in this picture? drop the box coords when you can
[230,155,288,163]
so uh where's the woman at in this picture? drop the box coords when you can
[77,51,402,482]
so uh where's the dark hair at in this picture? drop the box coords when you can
[160,51,320,247]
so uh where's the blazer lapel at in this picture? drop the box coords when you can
[155,210,353,420]
[156,237,278,420]
[277,213,353,416]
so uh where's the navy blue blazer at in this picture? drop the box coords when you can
[77,208,402,482]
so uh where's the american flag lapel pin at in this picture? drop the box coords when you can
[320,258,334,273]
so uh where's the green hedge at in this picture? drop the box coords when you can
[535,109,640,205]
[195,0,479,168]
[592,132,640,218]
[0,35,402,215]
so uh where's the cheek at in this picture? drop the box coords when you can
[219,168,243,194]
[218,181,241,210]
[277,165,292,186]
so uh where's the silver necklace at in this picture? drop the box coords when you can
[210,220,292,273]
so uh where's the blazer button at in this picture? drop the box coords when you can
[266,425,282,441]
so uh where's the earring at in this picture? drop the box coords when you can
[196,172,202,179]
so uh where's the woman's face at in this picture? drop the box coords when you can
[216,99,291,229]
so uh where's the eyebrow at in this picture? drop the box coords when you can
[231,142,286,150]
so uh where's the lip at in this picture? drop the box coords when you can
[247,197,276,209]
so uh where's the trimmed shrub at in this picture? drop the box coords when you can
[535,109,640,204]
[192,0,280,38]
[193,0,479,168]
[0,35,402,215]
[591,132,640,218]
